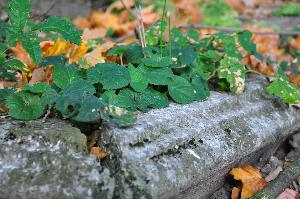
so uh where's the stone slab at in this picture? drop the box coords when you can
[0,119,114,199]
[100,75,300,199]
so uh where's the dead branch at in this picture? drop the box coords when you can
[177,24,300,36]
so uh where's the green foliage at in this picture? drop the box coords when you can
[200,0,241,27]
[266,68,300,104]
[237,31,263,61]
[275,3,300,16]
[53,64,81,89]
[6,91,44,120]
[87,63,131,89]
[168,76,196,104]
[5,0,82,64]
[7,0,30,32]
[2,0,299,127]
[33,17,82,45]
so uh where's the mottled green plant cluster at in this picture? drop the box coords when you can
[0,0,300,127]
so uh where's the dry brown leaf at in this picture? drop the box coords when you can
[29,68,47,85]
[66,41,89,63]
[84,41,115,67]
[230,165,268,199]
[90,147,108,159]
[244,25,280,56]
[172,0,202,25]
[141,5,161,25]
[90,11,120,30]
[231,187,241,199]
[83,27,107,40]
[289,36,300,51]
[42,38,67,57]
[10,41,36,70]
[72,16,91,29]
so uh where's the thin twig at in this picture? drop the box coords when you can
[177,24,300,36]
[119,0,136,17]
[32,0,57,21]
[113,32,136,43]
[42,107,51,123]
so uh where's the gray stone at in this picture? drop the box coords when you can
[0,119,114,199]
[100,75,300,199]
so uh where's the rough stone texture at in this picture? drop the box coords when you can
[100,75,300,199]
[0,119,114,199]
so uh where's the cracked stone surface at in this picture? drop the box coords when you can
[0,119,114,199]
[100,75,300,199]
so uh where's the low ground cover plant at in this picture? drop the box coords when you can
[0,0,300,127]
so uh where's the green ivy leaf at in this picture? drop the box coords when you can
[141,55,173,68]
[123,44,144,64]
[139,64,173,85]
[87,63,130,90]
[6,91,44,120]
[22,83,57,108]
[35,17,82,45]
[266,68,300,104]
[41,88,58,108]
[238,31,263,61]
[168,76,195,104]
[191,77,210,101]
[128,64,148,92]
[22,82,50,94]
[8,0,30,32]
[2,59,25,69]
[101,89,136,110]
[136,87,169,112]
[21,32,41,64]
[172,28,189,46]
[72,96,102,122]
[39,55,68,67]
[0,89,14,111]
[217,57,247,94]
[108,46,127,56]
[55,79,96,117]
[5,27,20,46]
[52,64,81,89]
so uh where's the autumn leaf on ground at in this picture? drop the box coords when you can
[90,147,108,159]
[289,36,300,51]
[11,41,36,70]
[230,165,268,199]
[84,41,115,67]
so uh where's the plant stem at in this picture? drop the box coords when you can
[160,0,167,56]
[168,15,172,57]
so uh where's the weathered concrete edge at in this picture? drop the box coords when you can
[100,76,300,199]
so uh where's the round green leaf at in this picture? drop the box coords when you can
[168,76,195,104]
[6,91,44,120]
[141,56,173,68]
[87,63,130,90]
[53,64,81,89]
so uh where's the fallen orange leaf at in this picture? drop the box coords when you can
[90,147,108,159]
[11,41,36,70]
[230,165,268,199]
[42,38,67,57]
[84,41,115,67]
[231,187,241,199]
[82,27,107,40]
